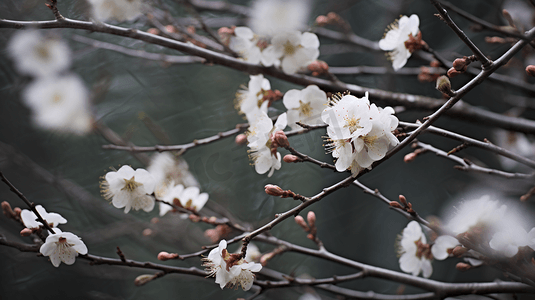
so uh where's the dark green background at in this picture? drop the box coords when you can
[1,0,534,299]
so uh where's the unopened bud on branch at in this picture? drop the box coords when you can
[526,65,535,77]
[134,274,156,286]
[307,211,316,228]
[456,262,472,271]
[404,152,418,163]
[283,154,301,163]
[452,246,468,257]
[157,251,179,261]
[273,131,289,148]
[20,228,32,237]
[264,184,285,197]
[2,201,15,218]
[235,134,247,145]
[436,75,454,97]
[399,195,408,206]
[389,201,403,209]
[447,68,462,78]
[294,215,309,232]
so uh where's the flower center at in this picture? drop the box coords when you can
[122,176,142,192]
[35,44,50,60]
[283,41,297,56]
[404,31,424,53]
[362,134,378,146]
[298,100,313,116]
[344,117,362,134]
[52,93,63,104]
[415,240,433,260]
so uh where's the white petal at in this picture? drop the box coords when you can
[300,32,320,49]
[282,89,302,109]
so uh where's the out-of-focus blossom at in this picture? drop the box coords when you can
[88,0,143,22]
[22,75,93,135]
[248,0,311,37]
[398,221,433,278]
[261,31,319,74]
[8,30,71,78]
[431,235,459,260]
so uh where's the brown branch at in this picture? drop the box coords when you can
[431,0,493,69]
[2,18,535,133]
[0,171,56,235]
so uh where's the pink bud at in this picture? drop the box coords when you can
[20,228,32,237]
[294,215,309,231]
[404,152,417,163]
[456,262,472,271]
[1,201,14,218]
[142,228,153,236]
[265,184,285,197]
[399,195,408,206]
[526,65,535,77]
[157,251,178,261]
[307,211,316,228]
[315,15,329,26]
[235,134,247,145]
[447,67,461,78]
[146,28,160,35]
[283,154,301,163]
[165,25,177,33]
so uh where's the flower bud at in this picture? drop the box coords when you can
[134,274,155,286]
[404,152,418,163]
[265,184,285,197]
[526,65,535,77]
[20,228,32,237]
[2,201,14,218]
[389,201,403,209]
[452,58,467,72]
[235,133,248,145]
[306,233,315,240]
[452,246,468,257]
[188,214,201,222]
[157,251,178,261]
[146,28,160,35]
[430,60,440,68]
[294,215,309,231]
[399,195,408,206]
[273,131,289,148]
[456,262,472,271]
[283,154,301,163]
[142,228,153,236]
[165,25,178,33]
[315,15,329,26]
[308,60,329,76]
[436,75,454,96]
[447,67,462,78]
[307,211,316,228]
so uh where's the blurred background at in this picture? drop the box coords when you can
[1,0,535,299]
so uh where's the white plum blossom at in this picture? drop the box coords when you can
[445,195,506,235]
[8,30,71,78]
[159,184,209,217]
[262,31,320,74]
[322,93,372,141]
[248,0,311,36]
[379,14,421,71]
[247,112,287,177]
[20,205,67,230]
[283,85,327,130]
[87,0,143,22]
[22,75,92,135]
[322,92,399,174]
[493,129,535,170]
[102,165,156,213]
[229,27,263,64]
[489,225,532,257]
[431,235,459,260]
[236,74,272,115]
[202,240,262,291]
[398,221,433,278]
[39,230,88,267]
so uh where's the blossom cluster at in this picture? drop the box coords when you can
[398,196,535,278]
[8,30,92,135]
[202,240,262,291]
[101,158,209,216]
[20,205,87,267]
[322,92,399,175]
[238,75,328,177]
[221,27,320,74]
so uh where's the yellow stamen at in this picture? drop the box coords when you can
[122,176,142,192]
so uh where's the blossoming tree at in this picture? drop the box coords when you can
[1,0,535,299]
